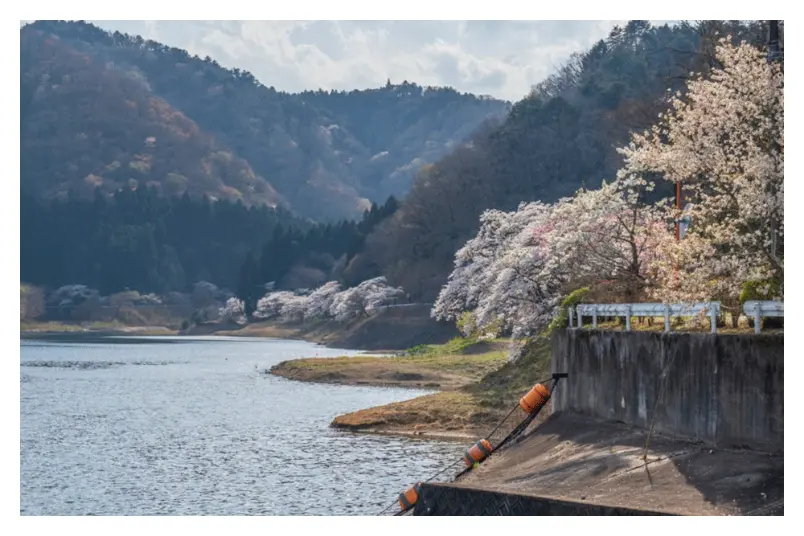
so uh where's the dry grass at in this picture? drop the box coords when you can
[270,343,507,390]
[20,320,86,332]
[20,320,177,335]
[331,391,494,439]
[327,337,554,440]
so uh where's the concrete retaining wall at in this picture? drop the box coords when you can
[414,483,671,516]
[551,330,783,451]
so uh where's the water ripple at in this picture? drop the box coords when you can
[20,337,465,515]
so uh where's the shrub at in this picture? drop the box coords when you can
[547,287,590,333]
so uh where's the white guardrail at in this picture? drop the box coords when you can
[571,302,722,333]
[743,301,784,334]
[571,300,784,334]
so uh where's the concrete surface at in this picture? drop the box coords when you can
[551,330,783,450]
[453,412,783,515]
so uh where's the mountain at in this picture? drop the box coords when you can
[20,21,510,220]
[348,20,776,300]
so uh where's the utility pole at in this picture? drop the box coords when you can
[675,182,681,242]
[768,21,781,63]
[767,21,783,272]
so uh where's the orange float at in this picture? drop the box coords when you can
[519,383,550,414]
[463,438,493,467]
[398,482,422,511]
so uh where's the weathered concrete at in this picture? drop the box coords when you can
[551,330,783,451]
[414,481,671,515]
[452,413,784,516]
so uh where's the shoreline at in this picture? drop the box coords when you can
[21,317,548,443]
[270,337,553,441]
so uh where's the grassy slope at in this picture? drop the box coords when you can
[272,335,554,440]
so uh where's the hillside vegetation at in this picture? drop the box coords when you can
[21,20,509,221]
[358,20,776,300]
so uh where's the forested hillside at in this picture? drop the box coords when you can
[20,20,508,220]
[21,19,780,310]
[21,183,403,295]
[356,20,778,300]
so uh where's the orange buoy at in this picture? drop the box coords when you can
[463,438,493,467]
[519,383,550,414]
[398,482,422,511]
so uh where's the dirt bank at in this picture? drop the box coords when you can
[20,322,177,338]
[271,336,554,440]
[211,304,460,351]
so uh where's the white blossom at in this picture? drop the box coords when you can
[303,281,342,321]
[619,39,783,302]
[253,291,297,320]
[218,297,246,324]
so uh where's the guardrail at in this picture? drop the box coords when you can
[571,302,722,333]
[743,301,784,334]
[374,302,433,310]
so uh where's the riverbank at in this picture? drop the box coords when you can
[270,340,507,390]
[211,304,460,351]
[20,320,177,338]
[22,312,551,442]
[272,336,553,441]
[21,304,458,351]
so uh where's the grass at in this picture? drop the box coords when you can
[20,320,85,332]
[406,335,485,356]
[270,337,508,391]
[20,319,177,335]
[327,336,554,439]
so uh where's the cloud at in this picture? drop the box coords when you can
[80,20,676,101]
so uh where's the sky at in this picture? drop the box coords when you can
[44,20,677,102]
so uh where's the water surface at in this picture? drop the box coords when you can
[20,336,465,515]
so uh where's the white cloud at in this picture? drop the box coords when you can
[73,20,678,101]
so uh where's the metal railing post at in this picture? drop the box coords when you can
[625,305,631,331]
[664,304,670,333]
[754,306,762,334]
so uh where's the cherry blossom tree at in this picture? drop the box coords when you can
[433,201,566,338]
[330,277,403,320]
[619,39,784,302]
[430,209,515,323]
[253,290,296,320]
[251,278,403,323]
[433,179,664,338]
[549,177,665,301]
[432,202,555,326]
[472,202,564,338]
[219,297,246,324]
[279,293,312,322]
[329,286,365,321]
[361,277,405,314]
[303,281,342,321]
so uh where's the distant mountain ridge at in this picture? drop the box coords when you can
[20,20,510,220]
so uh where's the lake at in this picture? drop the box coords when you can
[20,336,466,515]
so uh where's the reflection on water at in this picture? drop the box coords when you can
[20,336,465,515]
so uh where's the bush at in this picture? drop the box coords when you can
[739,279,782,304]
[547,287,590,333]
[456,311,502,341]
